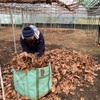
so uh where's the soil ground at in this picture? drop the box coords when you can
[0,26,100,100]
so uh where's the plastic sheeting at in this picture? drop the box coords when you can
[81,0,100,9]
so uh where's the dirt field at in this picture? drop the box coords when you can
[0,26,100,100]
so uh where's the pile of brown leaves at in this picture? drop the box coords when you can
[11,52,49,70]
[2,49,100,100]
[48,49,100,95]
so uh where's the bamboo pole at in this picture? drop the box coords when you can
[0,65,6,100]
[10,9,17,54]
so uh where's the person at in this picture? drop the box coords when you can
[20,25,45,57]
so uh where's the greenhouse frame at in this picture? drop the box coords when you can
[0,0,100,100]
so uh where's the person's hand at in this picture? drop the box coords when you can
[20,52,28,57]
[37,53,42,57]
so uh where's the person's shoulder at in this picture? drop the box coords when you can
[39,31,43,35]
[20,35,25,40]
[39,32,44,38]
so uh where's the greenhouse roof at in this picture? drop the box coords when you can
[0,0,99,15]
[81,0,100,10]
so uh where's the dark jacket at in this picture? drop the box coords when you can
[20,32,45,57]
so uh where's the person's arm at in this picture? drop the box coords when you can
[37,32,45,57]
[20,36,30,53]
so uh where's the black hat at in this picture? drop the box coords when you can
[22,27,34,37]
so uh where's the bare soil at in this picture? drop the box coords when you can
[0,27,100,100]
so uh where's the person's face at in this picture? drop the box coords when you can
[24,35,35,42]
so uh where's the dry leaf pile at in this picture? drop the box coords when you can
[48,49,100,95]
[11,52,49,70]
[2,49,100,100]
